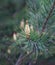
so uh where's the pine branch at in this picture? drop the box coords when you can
[42,1,55,32]
[15,51,33,65]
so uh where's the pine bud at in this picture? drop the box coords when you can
[20,19,24,29]
[25,20,30,39]
[7,49,11,54]
[13,32,17,41]
[27,51,30,54]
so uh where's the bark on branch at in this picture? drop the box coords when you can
[42,1,55,32]
[15,51,33,65]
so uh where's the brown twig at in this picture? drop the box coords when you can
[42,1,55,32]
[15,51,33,65]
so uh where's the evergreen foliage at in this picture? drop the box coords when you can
[0,0,55,65]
